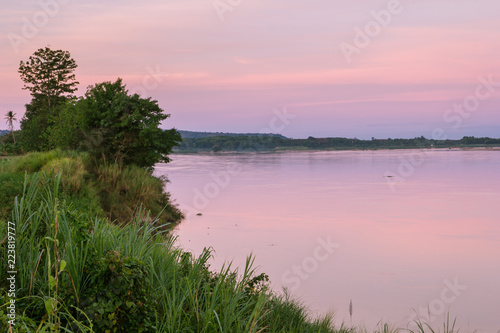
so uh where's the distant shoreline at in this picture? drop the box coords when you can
[173,145,500,154]
[174,133,500,154]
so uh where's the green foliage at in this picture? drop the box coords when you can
[18,99,51,151]
[18,47,79,152]
[245,272,270,295]
[9,149,67,173]
[0,142,23,156]
[0,171,24,222]
[82,78,181,168]
[460,136,500,145]
[373,322,401,333]
[0,150,182,226]
[5,111,17,145]
[80,251,155,332]
[95,163,182,223]
[0,173,94,332]
[0,303,38,332]
[17,47,180,168]
[43,78,182,169]
[178,130,287,139]
[178,134,282,152]
[408,312,461,333]
[262,291,335,332]
[41,155,88,192]
[18,47,78,106]
[46,100,87,150]
[176,135,500,152]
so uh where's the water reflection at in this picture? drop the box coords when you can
[154,150,500,332]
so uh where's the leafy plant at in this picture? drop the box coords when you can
[79,251,155,332]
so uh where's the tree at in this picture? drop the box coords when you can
[18,46,79,151]
[5,111,16,145]
[19,46,79,107]
[46,100,86,150]
[76,78,181,168]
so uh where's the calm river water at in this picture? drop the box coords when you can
[154,149,500,332]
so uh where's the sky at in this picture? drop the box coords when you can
[1,0,499,139]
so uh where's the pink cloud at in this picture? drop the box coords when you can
[1,0,499,136]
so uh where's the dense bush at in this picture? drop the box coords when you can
[0,171,24,221]
[95,163,181,224]
[0,131,23,156]
[80,251,156,332]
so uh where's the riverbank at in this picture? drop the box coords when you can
[0,150,182,226]
[174,134,500,153]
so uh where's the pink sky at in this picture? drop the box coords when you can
[1,0,499,138]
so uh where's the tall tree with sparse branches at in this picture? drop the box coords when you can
[18,46,79,151]
[5,111,17,145]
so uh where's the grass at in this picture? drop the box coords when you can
[0,149,183,226]
[95,163,181,224]
[406,312,476,333]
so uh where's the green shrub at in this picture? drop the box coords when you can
[41,156,87,192]
[10,149,66,173]
[262,292,335,332]
[95,163,182,224]
[0,171,24,221]
[0,300,37,333]
[80,251,156,332]
[0,143,19,156]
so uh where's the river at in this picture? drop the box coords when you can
[154,149,500,332]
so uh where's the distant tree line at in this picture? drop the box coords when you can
[178,130,287,139]
[175,134,500,152]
